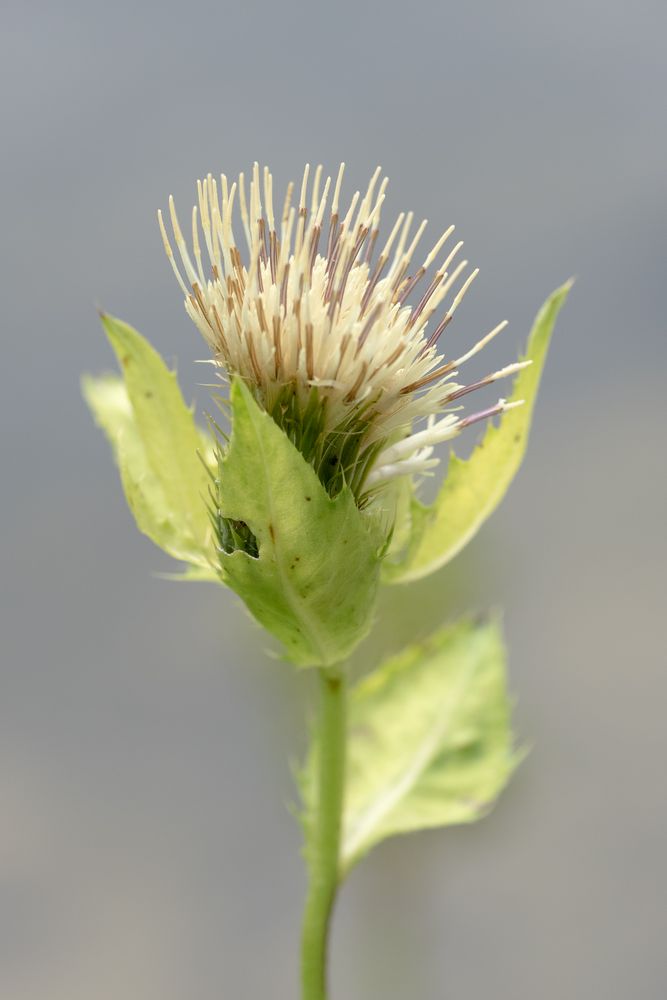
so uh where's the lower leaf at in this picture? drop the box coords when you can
[339,616,519,872]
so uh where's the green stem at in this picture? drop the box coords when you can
[301,667,347,1000]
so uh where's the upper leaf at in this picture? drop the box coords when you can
[338,616,517,872]
[83,316,214,569]
[217,380,385,668]
[382,281,572,583]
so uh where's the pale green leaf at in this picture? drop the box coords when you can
[218,379,385,668]
[82,373,174,550]
[383,281,572,583]
[83,316,214,568]
[338,617,517,872]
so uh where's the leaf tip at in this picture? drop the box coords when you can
[551,276,576,305]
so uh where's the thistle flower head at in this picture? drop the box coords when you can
[159,164,526,503]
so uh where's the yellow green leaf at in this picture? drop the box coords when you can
[337,616,518,872]
[83,316,214,569]
[383,281,572,583]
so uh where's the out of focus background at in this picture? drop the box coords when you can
[1,1,666,997]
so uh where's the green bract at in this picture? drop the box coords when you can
[383,281,572,583]
[83,316,214,571]
[214,380,385,667]
[303,616,517,875]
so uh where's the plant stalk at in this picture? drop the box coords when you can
[301,667,347,1000]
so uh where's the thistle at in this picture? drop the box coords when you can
[158,164,526,505]
[83,162,571,1000]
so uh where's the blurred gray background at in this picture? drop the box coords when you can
[1,0,666,997]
